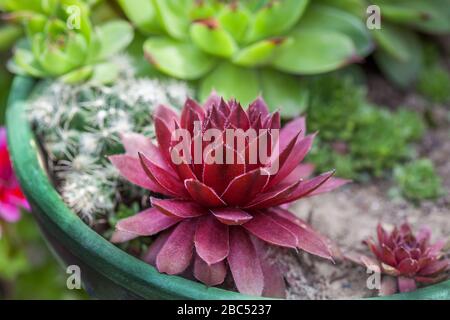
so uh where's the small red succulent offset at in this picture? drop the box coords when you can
[363,222,449,294]
[109,93,349,297]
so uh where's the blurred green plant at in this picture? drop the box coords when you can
[418,66,450,105]
[416,43,450,105]
[1,0,133,84]
[368,0,450,88]
[394,159,444,201]
[0,214,87,299]
[306,74,425,179]
[118,0,372,114]
[324,0,450,88]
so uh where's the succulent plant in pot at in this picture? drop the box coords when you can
[7,75,450,299]
[118,0,372,116]
[2,0,134,84]
[108,93,350,297]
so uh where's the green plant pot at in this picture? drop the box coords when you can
[6,76,450,300]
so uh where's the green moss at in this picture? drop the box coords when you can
[417,42,450,104]
[350,108,417,176]
[417,65,450,104]
[394,159,444,201]
[307,75,366,141]
[306,74,425,179]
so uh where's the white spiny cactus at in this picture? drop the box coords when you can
[28,54,191,221]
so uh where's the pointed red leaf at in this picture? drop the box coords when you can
[251,237,286,298]
[283,164,315,186]
[210,208,253,225]
[203,143,246,196]
[139,153,188,197]
[307,177,351,197]
[280,117,306,150]
[394,247,411,264]
[419,259,449,276]
[221,168,270,206]
[380,244,397,267]
[154,104,179,127]
[194,215,229,265]
[268,134,315,188]
[247,96,269,126]
[154,115,176,164]
[181,98,205,134]
[184,179,226,207]
[281,170,336,204]
[380,276,398,296]
[109,155,168,195]
[262,111,280,130]
[156,220,196,275]
[143,231,171,266]
[110,230,139,243]
[243,212,297,248]
[193,254,227,286]
[227,227,264,296]
[115,208,181,236]
[121,132,153,158]
[398,277,417,293]
[270,209,332,260]
[226,100,250,130]
[203,91,221,112]
[397,258,419,275]
[151,197,209,218]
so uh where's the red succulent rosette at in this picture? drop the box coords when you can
[362,223,449,294]
[109,93,349,297]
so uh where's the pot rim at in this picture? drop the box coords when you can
[6,76,450,300]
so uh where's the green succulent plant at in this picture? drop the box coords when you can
[368,0,450,87]
[118,0,372,113]
[323,0,450,88]
[2,0,134,83]
[394,159,444,201]
[372,0,450,87]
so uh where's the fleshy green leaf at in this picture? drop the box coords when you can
[375,0,450,34]
[260,68,308,118]
[153,0,191,40]
[245,0,309,43]
[272,30,356,75]
[0,24,22,51]
[143,37,217,80]
[373,23,423,88]
[199,62,260,106]
[316,0,366,17]
[90,62,120,84]
[218,4,250,43]
[59,65,93,84]
[190,20,237,58]
[10,47,46,77]
[117,0,163,34]
[94,20,134,60]
[233,38,290,67]
[297,4,373,57]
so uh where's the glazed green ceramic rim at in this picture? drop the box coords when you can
[6,76,450,300]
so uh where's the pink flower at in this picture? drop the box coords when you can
[0,127,29,223]
[109,94,349,297]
